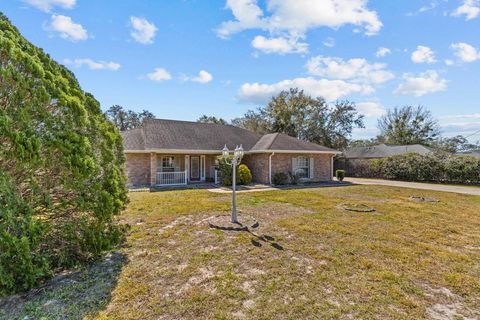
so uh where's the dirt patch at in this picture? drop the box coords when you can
[420,284,478,320]
[410,196,440,203]
[339,203,376,212]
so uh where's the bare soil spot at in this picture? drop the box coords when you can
[339,203,376,212]
[410,195,440,203]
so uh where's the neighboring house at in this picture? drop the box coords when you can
[122,119,339,187]
[455,149,480,158]
[342,144,432,160]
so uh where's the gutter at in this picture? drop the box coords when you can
[268,152,275,185]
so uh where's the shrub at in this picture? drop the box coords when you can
[273,172,289,185]
[343,152,480,185]
[238,164,252,185]
[0,13,127,295]
[336,169,345,181]
[288,171,300,185]
[217,156,252,186]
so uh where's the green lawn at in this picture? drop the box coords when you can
[2,185,480,319]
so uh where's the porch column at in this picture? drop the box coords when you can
[185,155,190,183]
[150,153,157,186]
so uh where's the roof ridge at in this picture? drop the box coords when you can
[265,132,279,150]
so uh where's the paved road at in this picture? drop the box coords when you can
[345,178,480,196]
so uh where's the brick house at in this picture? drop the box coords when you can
[122,119,339,187]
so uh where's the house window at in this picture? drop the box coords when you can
[293,156,309,178]
[162,156,175,172]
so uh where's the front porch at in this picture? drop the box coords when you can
[150,153,220,186]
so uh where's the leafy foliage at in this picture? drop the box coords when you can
[378,106,440,145]
[336,170,345,181]
[234,88,364,149]
[105,105,155,131]
[217,156,252,186]
[197,115,228,125]
[231,109,270,135]
[0,13,128,295]
[237,164,252,185]
[344,153,480,184]
[272,172,289,185]
[430,135,480,153]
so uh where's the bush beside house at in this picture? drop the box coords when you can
[0,13,127,295]
[338,153,480,184]
[217,156,253,186]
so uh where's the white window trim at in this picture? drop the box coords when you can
[292,156,312,180]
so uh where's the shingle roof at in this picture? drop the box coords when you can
[343,144,432,159]
[250,133,338,152]
[121,119,338,153]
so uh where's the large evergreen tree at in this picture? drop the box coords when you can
[0,13,127,294]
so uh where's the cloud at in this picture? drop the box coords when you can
[451,42,480,62]
[237,77,373,104]
[23,0,75,12]
[217,0,382,54]
[305,56,395,84]
[394,70,447,97]
[441,122,480,134]
[147,68,172,81]
[64,58,120,71]
[47,15,88,41]
[323,37,335,48]
[445,59,455,66]
[440,113,480,120]
[181,70,213,84]
[411,45,436,64]
[406,1,439,16]
[251,35,308,54]
[130,16,157,44]
[451,0,480,20]
[356,102,386,117]
[375,47,391,57]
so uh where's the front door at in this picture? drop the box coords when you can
[190,156,200,181]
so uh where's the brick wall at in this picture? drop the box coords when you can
[125,152,333,186]
[125,153,150,187]
[243,153,333,184]
[242,154,269,184]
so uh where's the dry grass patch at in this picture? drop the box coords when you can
[2,186,480,319]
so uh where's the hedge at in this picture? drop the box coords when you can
[339,153,480,184]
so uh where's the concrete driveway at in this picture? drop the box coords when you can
[345,177,480,196]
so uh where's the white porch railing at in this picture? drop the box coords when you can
[156,171,187,186]
[214,169,220,184]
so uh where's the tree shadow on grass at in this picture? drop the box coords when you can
[0,251,127,320]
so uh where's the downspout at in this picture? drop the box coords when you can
[331,155,334,181]
[269,152,275,185]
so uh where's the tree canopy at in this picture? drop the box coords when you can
[197,114,228,125]
[377,106,440,145]
[106,105,155,131]
[0,12,127,294]
[234,88,364,149]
